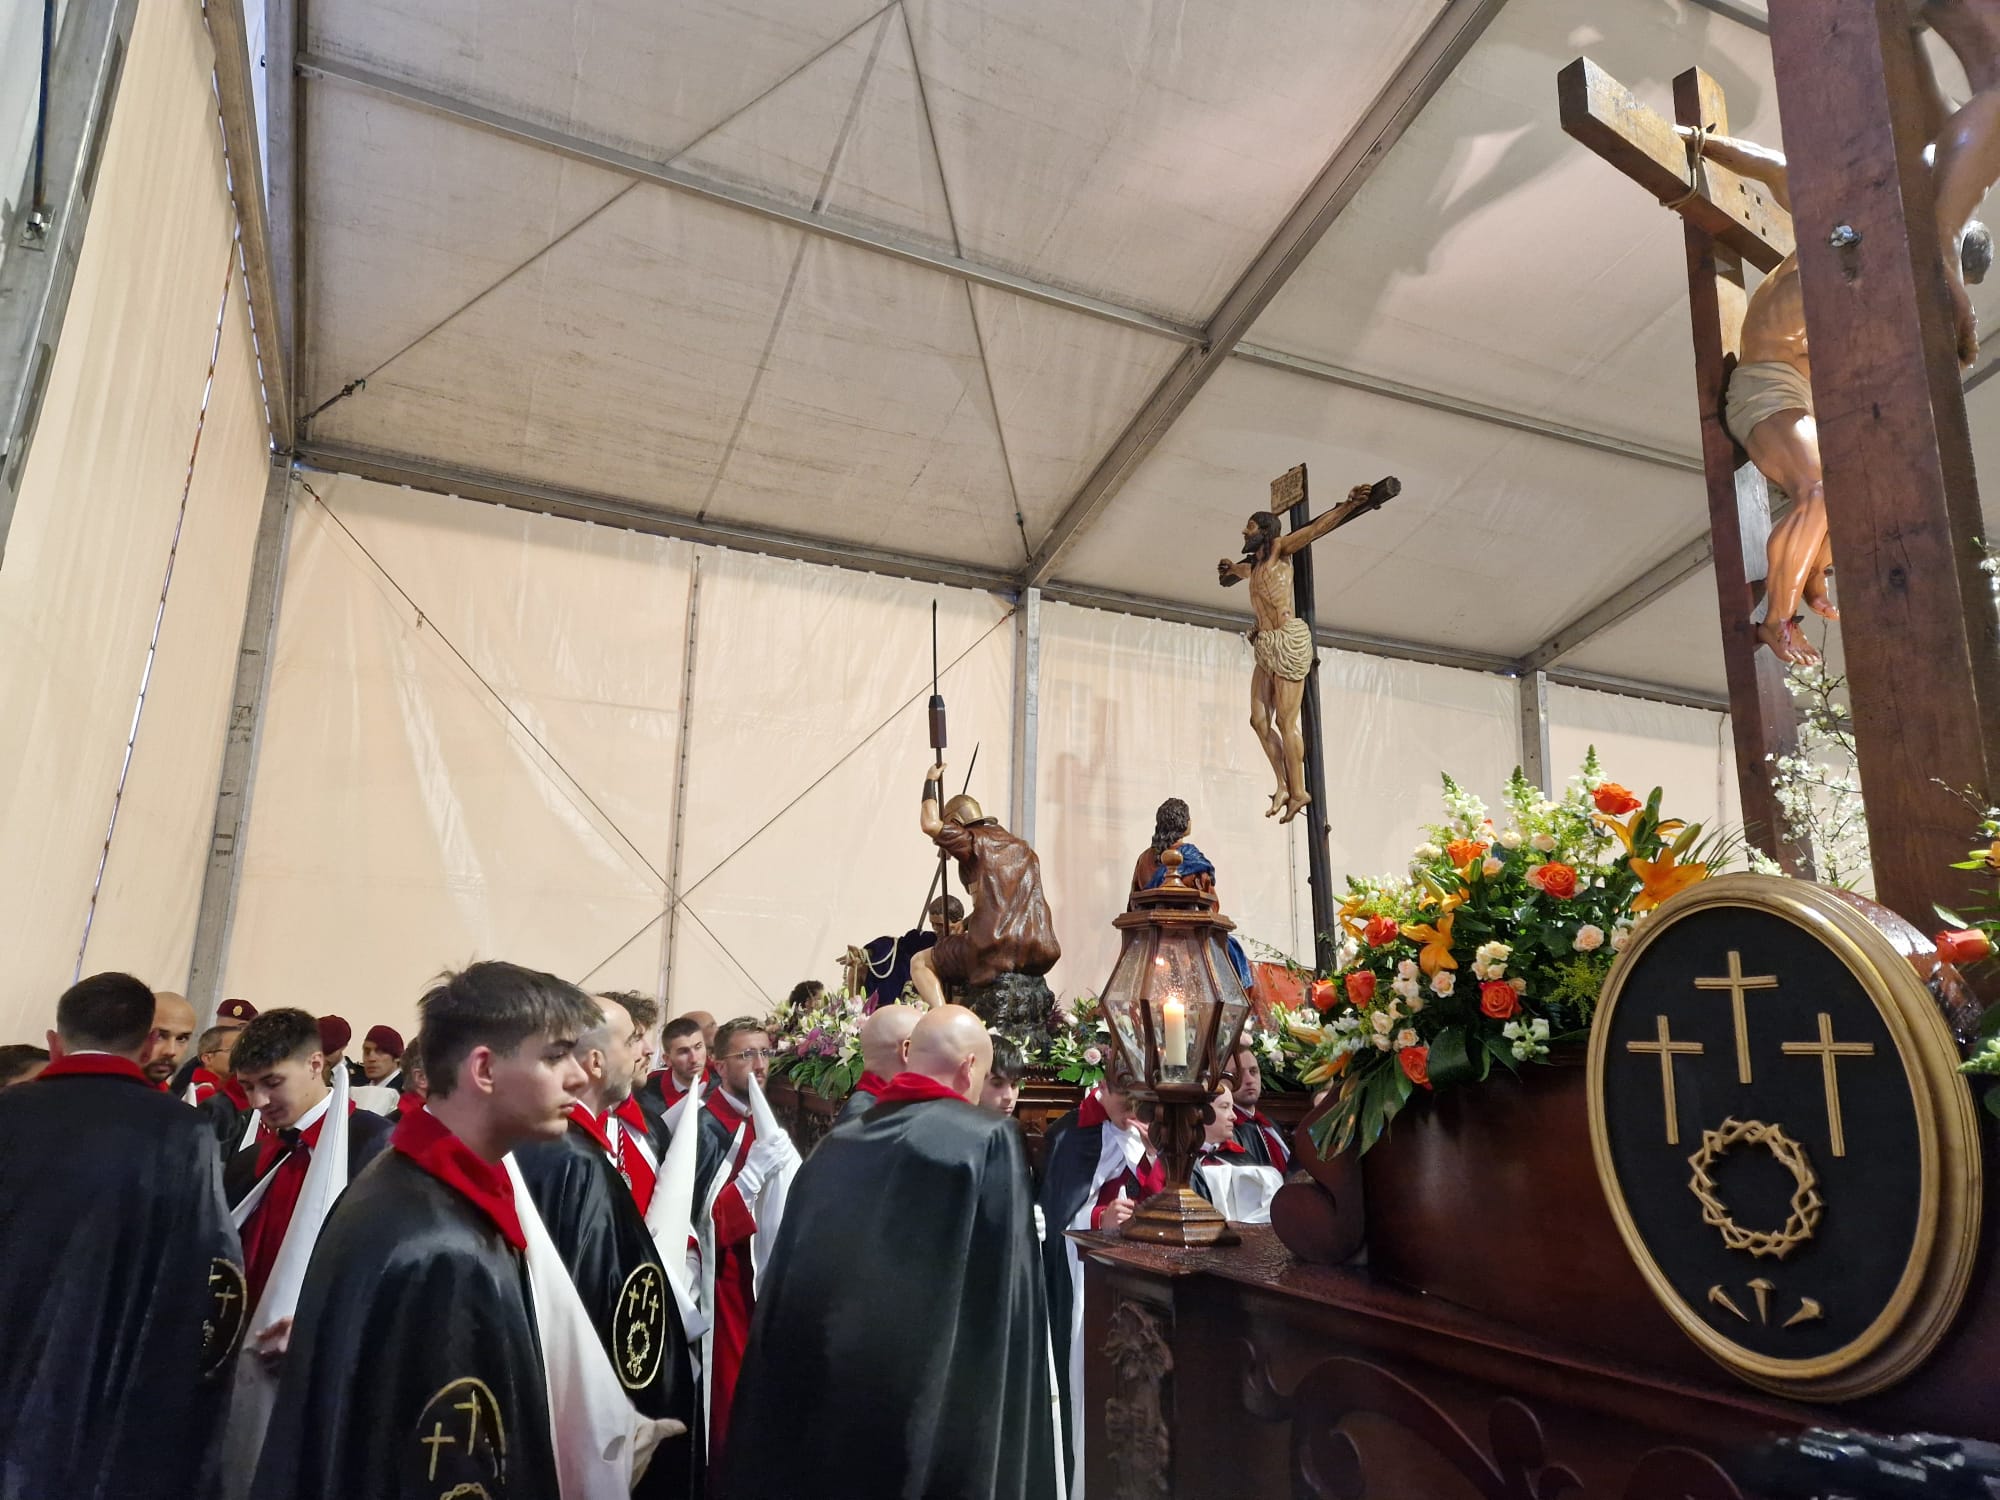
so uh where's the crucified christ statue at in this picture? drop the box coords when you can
[1217,474,1397,824]
[1680,107,1990,665]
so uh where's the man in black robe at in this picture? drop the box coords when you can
[251,962,603,1500]
[516,993,697,1497]
[727,1006,1058,1500]
[0,972,246,1499]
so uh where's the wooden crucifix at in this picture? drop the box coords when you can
[1558,58,1811,875]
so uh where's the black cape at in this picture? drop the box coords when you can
[250,1151,558,1500]
[514,1118,697,1497]
[832,1085,876,1128]
[221,1104,393,1206]
[726,1093,1057,1500]
[1034,1106,1103,1477]
[0,1065,245,1499]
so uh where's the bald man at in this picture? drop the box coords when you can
[140,992,197,1091]
[834,1003,924,1126]
[727,1007,1058,1499]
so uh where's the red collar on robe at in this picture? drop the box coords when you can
[1077,1087,1121,1131]
[706,1088,750,1129]
[254,1098,339,1174]
[1198,1139,1247,1157]
[391,1106,524,1251]
[874,1072,965,1106]
[191,1067,251,1108]
[568,1101,617,1155]
[40,1053,150,1086]
[611,1094,651,1135]
[853,1071,892,1100]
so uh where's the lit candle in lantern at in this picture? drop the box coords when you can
[1162,994,1188,1068]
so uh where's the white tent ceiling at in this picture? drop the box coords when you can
[278,0,2000,705]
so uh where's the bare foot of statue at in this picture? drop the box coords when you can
[1267,788,1286,819]
[1279,791,1312,825]
[1803,571,1840,621]
[1755,614,1822,667]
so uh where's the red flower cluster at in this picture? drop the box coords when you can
[1345,971,1377,1006]
[1363,915,1400,947]
[1479,981,1520,1020]
[1399,1045,1431,1089]
[1527,861,1579,900]
[1591,782,1642,816]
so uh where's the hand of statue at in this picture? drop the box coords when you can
[1347,483,1375,505]
[1217,558,1242,586]
[929,761,946,781]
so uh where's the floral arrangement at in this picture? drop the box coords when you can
[1944,804,2000,1118]
[1296,749,1732,1155]
[1758,661,1870,887]
[764,988,865,1100]
[1244,998,1318,1091]
[1040,993,1110,1088]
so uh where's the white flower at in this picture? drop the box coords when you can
[1531,832,1557,853]
[1390,974,1420,1002]
[1414,842,1443,861]
[1396,1028,1419,1050]
[1371,1010,1394,1035]
[1530,1017,1551,1041]
[1501,1021,1522,1040]
[1509,978,1527,996]
[1429,971,1457,997]
[1497,829,1523,850]
[1396,958,1421,981]
[1373,1034,1393,1051]
[1406,995,1425,1014]
[1083,1046,1103,1065]
[1475,941,1511,966]
[1334,1012,1362,1033]
[1610,924,1633,952]
[1573,923,1606,953]
[1482,856,1504,878]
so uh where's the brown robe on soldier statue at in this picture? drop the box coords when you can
[909,760,1059,1011]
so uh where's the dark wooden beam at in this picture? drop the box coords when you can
[1673,67,1810,874]
[1558,56,1795,273]
[1765,2,2000,927]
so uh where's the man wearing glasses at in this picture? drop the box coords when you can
[691,1018,799,1484]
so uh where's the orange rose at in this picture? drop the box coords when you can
[1445,838,1489,870]
[1479,981,1519,1020]
[1363,915,1400,947]
[1528,861,1580,900]
[1592,782,1642,816]
[1345,971,1377,1006]
[1399,1045,1431,1089]
[1936,928,1994,966]
[1309,978,1338,1011]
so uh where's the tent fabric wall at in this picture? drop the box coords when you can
[0,0,263,1042]
[1547,683,1744,841]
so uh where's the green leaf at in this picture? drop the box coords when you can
[1936,904,1971,929]
[1426,1026,1477,1087]
[1976,1003,2000,1040]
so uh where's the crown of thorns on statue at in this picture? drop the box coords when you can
[1686,1117,1824,1261]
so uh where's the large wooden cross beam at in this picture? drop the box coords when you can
[1558,58,1810,875]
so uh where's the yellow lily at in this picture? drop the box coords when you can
[1594,809,1683,856]
[1630,846,1709,912]
[1402,912,1458,975]
[1336,894,1371,941]
[1302,1053,1352,1087]
[1981,839,2000,874]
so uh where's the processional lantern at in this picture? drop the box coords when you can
[1097,848,1253,1246]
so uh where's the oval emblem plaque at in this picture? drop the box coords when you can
[1588,874,1981,1399]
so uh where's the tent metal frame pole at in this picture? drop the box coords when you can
[1518,669,1552,793]
[1685,0,1769,35]
[186,458,295,1021]
[1009,586,1041,843]
[1230,343,1703,474]
[205,0,292,451]
[0,0,139,566]
[293,52,1204,349]
[267,0,303,437]
[659,556,702,1009]
[1023,0,1513,587]
[296,444,1729,714]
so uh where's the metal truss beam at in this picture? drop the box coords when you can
[206,0,292,450]
[0,0,140,564]
[1023,0,1512,586]
[294,52,1203,349]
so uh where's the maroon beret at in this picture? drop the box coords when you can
[317,1015,352,1054]
[215,997,258,1024]
[365,1024,405,1057]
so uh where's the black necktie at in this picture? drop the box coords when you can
[278,1127,310,1162]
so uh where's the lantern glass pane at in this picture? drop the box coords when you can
[1098,929,1152,1084]
[1148,931,1211,1085]
[1213,933,1251,1063]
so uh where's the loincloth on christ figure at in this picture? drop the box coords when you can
[1250,614,1314,683]
[1724,358,1812,453]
